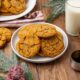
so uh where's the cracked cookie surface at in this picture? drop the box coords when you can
[0,28,12,48]
[16,35,40,58]
[40,31,64,57]
[0,0,1,8]
[0,0,26,15]
[18,24,57,39]
[17,24,64,58]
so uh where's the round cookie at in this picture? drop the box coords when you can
[56,31,63,41]
[8,0,26,14]
[18,24,38,39]
[18,28,33,39]
[0,35,6,48]
[0,0,26,15]
[0,28,12,48]
[0,28,12,42]
[0,0,10,13]
[36,24,57,38]
[16,35,40,58]
[18,24,57,39]
[40,31,64,57]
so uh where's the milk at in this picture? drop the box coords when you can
[65,0,80,36]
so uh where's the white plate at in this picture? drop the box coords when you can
[11,23,68,63]
[0,0,36,21]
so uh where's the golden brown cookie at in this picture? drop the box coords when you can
[56,31,63,41]
[0,0,26,15]
[8,0,26,14]
[18,28,32,39]
[40,31,64,57]
[16,35,40,58]
[18,24,57,39]
[0,35,6,48]
[0,28,12,42]
[0,12,12,16]
[18,24,38,39]
[36,24,57,38]
[0,28,12,48]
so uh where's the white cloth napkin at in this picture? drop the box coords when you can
[0,11,45,27]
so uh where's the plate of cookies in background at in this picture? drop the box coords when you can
[0,0,36,21]
[11,23,68,63]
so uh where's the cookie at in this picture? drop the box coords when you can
[0,12,12,16]
[0,28,12,42]
[36,24,57,38]
[40,31,64,57]
[0,0,26,15]
[56,31,63,41]
[18,28,32,39]
[18,24,57,39]
[0,28,12,48]
[0,0,10,13]
[0,35,6,48]
[16,35,40,58]
[8,0,26,14]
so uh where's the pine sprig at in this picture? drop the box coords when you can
[44,0,66,22]
[21,62,33,80]
[0,50,33,80]
[0,76,4,80]
[0,51,19,72]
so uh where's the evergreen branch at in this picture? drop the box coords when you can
[44,0,66,22]
[0,76,4,80]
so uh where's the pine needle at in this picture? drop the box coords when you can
[0,50,33,80]
[44,0,66,22]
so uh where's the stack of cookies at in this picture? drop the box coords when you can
[0,0,26,15]
[16,24,64,58]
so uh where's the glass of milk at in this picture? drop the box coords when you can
[65,0,80,36]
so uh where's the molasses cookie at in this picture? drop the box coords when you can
[8,0,26,14]
[0,28,12,42]
[0,0,26,15]
[40,31,64,57]
[0,35,6,48]
[0,28,12,48]
[18,24,57,39]
[16,35,40,58]
[36,24,57,38]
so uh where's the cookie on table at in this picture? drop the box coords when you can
[16,35,40,58]
[0,28,12,42]
[18,23,57,39]
[0,28,12,48]
[40,31,64,57]
[0,35,6,48]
